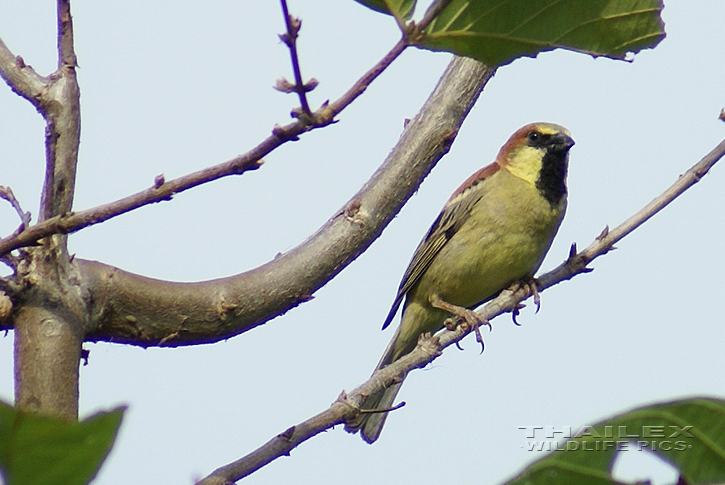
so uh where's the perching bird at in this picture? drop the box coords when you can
[346,122,574,443]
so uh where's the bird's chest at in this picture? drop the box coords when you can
[424,182,564,307]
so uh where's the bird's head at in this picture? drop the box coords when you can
[497,122,575,205]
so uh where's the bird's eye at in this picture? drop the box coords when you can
[527,131,541,144]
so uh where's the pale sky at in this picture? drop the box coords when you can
[1,1,724,484]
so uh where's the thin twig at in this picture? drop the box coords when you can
[555,136,725,279]
[195,135,725,485]
[0,29,412,257]
[278,0,313,118]
[0,186,31,231]
[0,154,265,256]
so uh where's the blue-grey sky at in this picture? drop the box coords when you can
[1,1,724,484]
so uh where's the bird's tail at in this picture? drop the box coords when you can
[358,381,404,443]
[345,326,405,443]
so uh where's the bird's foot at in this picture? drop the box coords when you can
[520,277,541,312]
[431,295,490,354]
[508,277,541,326]
[511,302,525,326]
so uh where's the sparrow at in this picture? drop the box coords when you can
[346,122,574,443]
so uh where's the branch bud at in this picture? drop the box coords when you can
[273,78,296,93]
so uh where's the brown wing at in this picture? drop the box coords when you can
[381,162,499,329]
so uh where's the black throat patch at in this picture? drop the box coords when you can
[536,151,568,206]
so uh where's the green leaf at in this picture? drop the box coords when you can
[354,0,416,19]
[419,0,665,66]
[0,401,125,485]
[505,397,725,485]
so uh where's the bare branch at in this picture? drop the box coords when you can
[195,334,442,484]
[278,0,313,118]
[194,134,725,484]
[64,57,495,346]
[0,32,412,256]
[0,37,48,108]
[37,0,81,223]
[56,0,78,69]
[0,154,265,256]
[0,185,31,234]
[572,139,725,269]
[9,0,86,423]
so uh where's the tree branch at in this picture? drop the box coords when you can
[38,0,81,222]
[58,57,494,346]
[0,35,412,256]
[10,0,86,421]
[56,0,77,70]
[277,0,314,118]
[0,154,266,256]
[0,185,31,235]
[0,37,48,107]
[194,134,725,485]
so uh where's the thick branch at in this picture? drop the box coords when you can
[0,37,48,107]
[56,0,77,69]
[14,306,83,418]
[69,57,495,347]
[39,0,81,222]
[11,0,86,423]
[195,134,725,485]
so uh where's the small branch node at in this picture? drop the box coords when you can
[154,174,165,188]
[278,33,292,47]
[343,199,366,226]
[568,242,578,259]
[273,77,296,94]
[596,225,610,241]
[335,390,351,404]
[302,78,318,93]
[278,426,295,441]
[271,123,300,141]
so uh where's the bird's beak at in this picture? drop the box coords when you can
[550,133,575,151]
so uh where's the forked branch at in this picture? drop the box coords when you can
[0,0,451,256]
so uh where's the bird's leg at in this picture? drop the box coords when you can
[430,294,490,353]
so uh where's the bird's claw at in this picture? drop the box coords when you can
[524,278,541,313]
[511,303,525,326]
[473,321,486,354]
[431,295,489,354]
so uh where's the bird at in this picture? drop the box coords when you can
[345,122,574,443]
